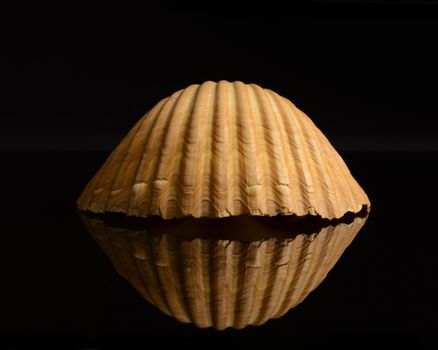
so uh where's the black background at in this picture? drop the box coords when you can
[1,1,438,349]
[2,1,438,152]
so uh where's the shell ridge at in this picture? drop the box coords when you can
[283,99,322,215]
[253,241,289,325]
[155,85,200,218]
[156,237,188,320]
[315,131,353,213]
[203,240,215,327]
[210,81,228,217]
[295,109,339,218]
[126,91,181,215]
[269,237,297,317]
[208,242,228,329]
[102,117,147,213]
[179,240,196,324]
[192,82,217,216]
[175,84,208,218]
[229,83,248,215]
[265,91,304,215]
[126,231,159,311]
[126,98,169,215]
[251,84,292,213]
[299,109,351,218]
[245,241,269,326]
[246,84,269,215]
[226,82,241,215]
[269,91,311,216]
[272,235,311,316]
[235,81,264,215]
[294,224,331,304]
[232,240,248,328]
[105,118,153,212]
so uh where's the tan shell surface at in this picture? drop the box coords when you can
[77,80,370,219]
[81,214,367,330]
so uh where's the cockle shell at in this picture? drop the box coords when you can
[77,80,370,219]
[80,213,368,330]
[77,80,370,330]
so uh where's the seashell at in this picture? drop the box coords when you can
[77,80,370,219]
[77,80,370,329]
[80,212,368,330]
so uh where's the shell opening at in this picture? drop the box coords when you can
[79,204,369,242]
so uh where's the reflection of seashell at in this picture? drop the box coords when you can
[77,80,369,219]
[80,213,368,330]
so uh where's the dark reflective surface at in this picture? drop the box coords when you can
[2,152,437,347]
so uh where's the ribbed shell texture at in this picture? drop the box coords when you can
[77,80,370,219]
[82,214,367,330]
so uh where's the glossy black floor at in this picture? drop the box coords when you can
[2,151,437,348]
